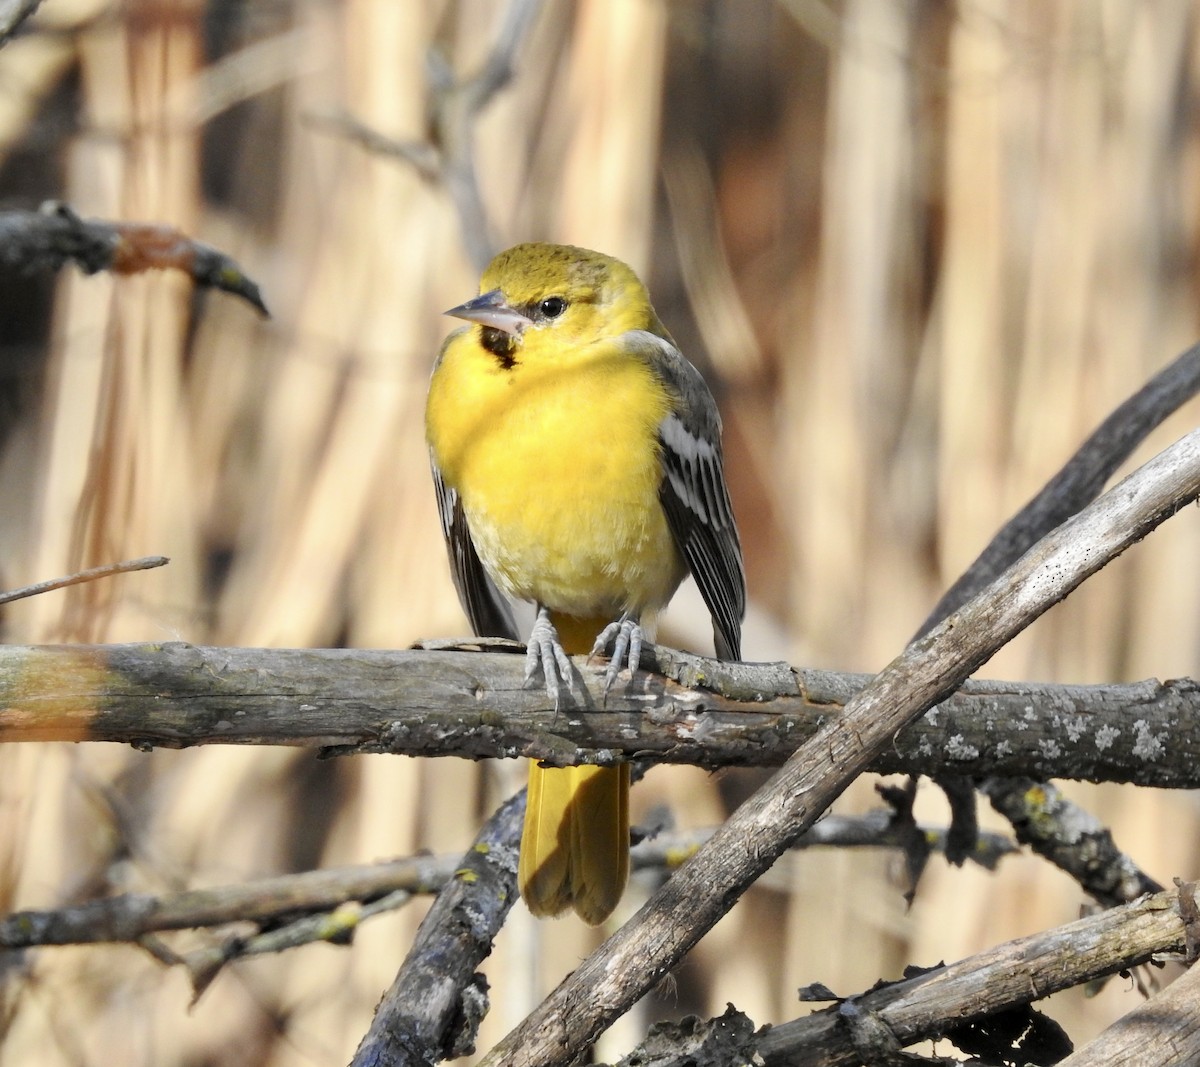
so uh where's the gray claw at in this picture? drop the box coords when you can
[591,615,644,692]
[524,606,573,705]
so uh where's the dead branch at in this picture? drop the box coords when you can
[0,816,1013,953]
[981,778,1159,907]
[350,790,525,1064]
[474,430,1200,1065]
[309,0,543,272]
[0,853,458,949]
[1057,929,1200,1066]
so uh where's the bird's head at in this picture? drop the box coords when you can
[444,243,664,365]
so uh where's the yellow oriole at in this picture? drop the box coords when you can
[425,243,745,924]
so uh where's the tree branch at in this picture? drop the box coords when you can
[1,641,1198,787]
[350,791,526,1065]
[475,429,1200,1065]
[309,0,543,272]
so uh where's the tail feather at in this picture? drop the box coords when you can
[518,612,631,924]
[519,763,629,924]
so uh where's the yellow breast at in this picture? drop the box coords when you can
[426,332,686,618]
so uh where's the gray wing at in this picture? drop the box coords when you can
[431,459,519,641]
[630,332,746,662]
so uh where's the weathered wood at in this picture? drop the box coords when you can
[0,641,1197,787]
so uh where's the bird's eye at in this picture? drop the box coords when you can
[538,296,567,319]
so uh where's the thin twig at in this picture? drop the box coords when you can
[0,556,169,607]
[311,0,543,271]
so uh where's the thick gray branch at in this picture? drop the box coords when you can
[1,641,1197,787]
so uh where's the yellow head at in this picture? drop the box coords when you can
[444,243,668,366]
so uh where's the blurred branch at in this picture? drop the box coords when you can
[0,853,456,950]
[0,0,42,47]
[0,202,269,315]
[475,430,1200,1065]
[308,0,543,271]
[0,815,1012,951]
[756,881,1200,1067]
[2,641,1200,788]
[1,806,1012,1054]
[173,888,416,1002]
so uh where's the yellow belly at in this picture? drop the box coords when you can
[429,342,685,618]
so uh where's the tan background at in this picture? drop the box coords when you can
[2,1,1200,1063]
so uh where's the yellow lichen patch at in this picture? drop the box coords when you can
[663,843,702,867]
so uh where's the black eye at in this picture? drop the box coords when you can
[538,296,567,319]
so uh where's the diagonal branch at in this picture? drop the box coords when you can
[349,791,525,1065]
[475,429,1200,1065]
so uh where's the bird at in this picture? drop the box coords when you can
[425,242,745,924]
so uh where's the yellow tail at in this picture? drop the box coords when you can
[518,614,630,924]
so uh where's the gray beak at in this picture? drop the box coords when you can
[444,289,533,336]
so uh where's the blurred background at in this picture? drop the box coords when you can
[2,1,1200,1063]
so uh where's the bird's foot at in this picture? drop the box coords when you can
[590,614,644,692]
[524,606,574,705]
